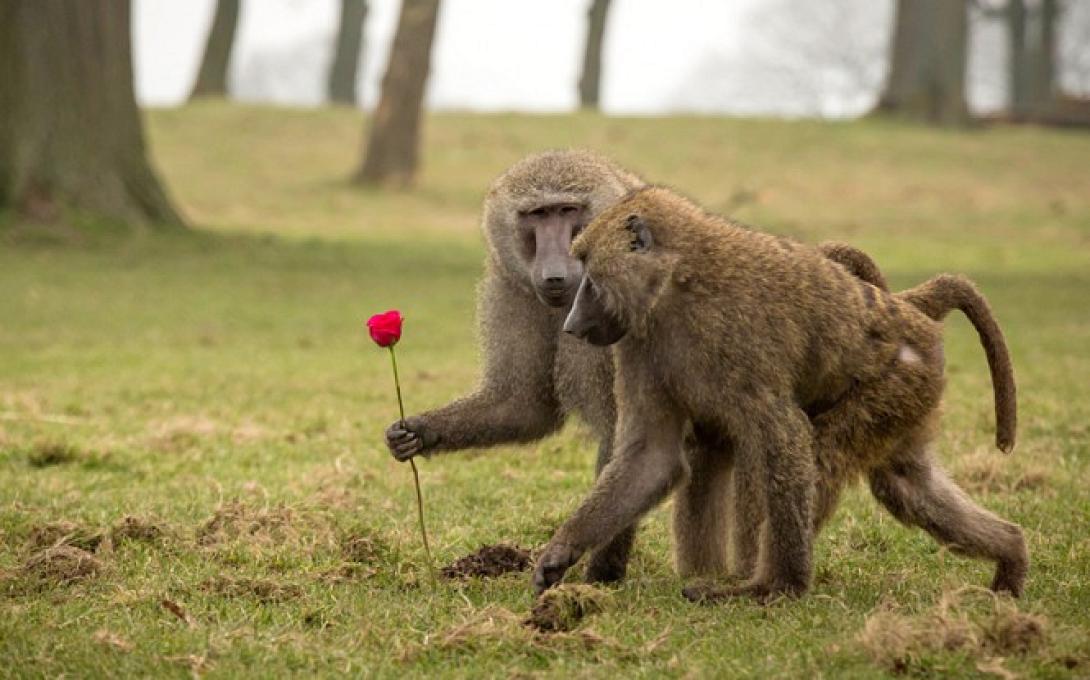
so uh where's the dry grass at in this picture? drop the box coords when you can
[200,575,303,603]
[858,587,1048,674]
[952,448,1052,496]
[527,584,612,633]
[16,545,103,590]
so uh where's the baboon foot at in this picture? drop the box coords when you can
[991,556,1028,598]
[532,542,583,595]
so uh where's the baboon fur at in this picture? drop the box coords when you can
[384,150,646,583]
[384,151,895,586]
[533,185,1027,600]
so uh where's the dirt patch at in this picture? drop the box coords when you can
[18,546,102,589]
[858,588,1047,674]
[440,544,531,579]
[527,584,610,633]
[201,575,303,603]
[26,521,107,552]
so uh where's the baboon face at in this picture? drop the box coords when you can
[517,203,589,307]
[570,207,674,339]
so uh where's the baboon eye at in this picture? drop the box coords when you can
[625,215,653,253]
[560,206,578,215]
[529,207,548,218]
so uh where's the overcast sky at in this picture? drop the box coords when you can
[134,0,772,113]
[134,0,1083,116]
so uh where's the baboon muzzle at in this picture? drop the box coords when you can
[563,275,627,346]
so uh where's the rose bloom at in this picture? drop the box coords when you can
[367,310,403,348]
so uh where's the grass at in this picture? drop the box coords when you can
[1,103,1089,677]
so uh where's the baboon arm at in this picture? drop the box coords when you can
[396,275,564,454]
[533,398,685,592]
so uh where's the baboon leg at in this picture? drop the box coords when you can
[685,403,815,602]
[728,450,762,580]
[868,436,1028,597]
[534,406,687,594]
[585,437,638,584]
[811,475,846,535]
[674,429,733,577]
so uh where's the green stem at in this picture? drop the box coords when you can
[389,346,437,588]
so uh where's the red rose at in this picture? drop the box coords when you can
[367,310,403,348]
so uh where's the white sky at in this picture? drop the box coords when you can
[133,0,1058,116]
[133,0,760,113]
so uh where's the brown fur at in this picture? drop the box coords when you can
[533,186,1027,600]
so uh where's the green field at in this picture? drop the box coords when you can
[2,104,1089,677]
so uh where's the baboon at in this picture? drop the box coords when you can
[384,150,647,583]
[382,151,893,585]
[534,185,1026,600]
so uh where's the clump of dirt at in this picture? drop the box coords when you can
[111,515,168,545]
[858,588,1048,674]
[441,544,531,579]
[201,575,303,603]
[526,584,610,633]
[26,521,107,552]
[19,545,102,588]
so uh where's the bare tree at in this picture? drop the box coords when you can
[190,0,241,100]
[329,0,368,106]
[875,0,971,125]
[578,0,612,110]
[357,0,441,187]
[0,0,184,227]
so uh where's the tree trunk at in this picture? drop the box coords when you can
[578,0,612,110]
[189,0,241,100]
[873,0,970,125]
[0,0,184,227]
[1008,0,1062,120]
[1027,0,1058,114]
[1008,0,1029,118]
[357,0,441,187]
[329,0,368,106]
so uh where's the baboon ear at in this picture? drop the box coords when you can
[625,214,653,253]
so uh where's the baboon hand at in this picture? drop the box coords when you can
[532,541,582,595]
[385,416,438,461]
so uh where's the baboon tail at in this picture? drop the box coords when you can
[902,274,1017,454]
[818,241,889,291]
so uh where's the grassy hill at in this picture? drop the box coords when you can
[1,105,1088,677]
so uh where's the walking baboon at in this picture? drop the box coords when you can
[534,186,1026,600]
[382,151,893,585]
